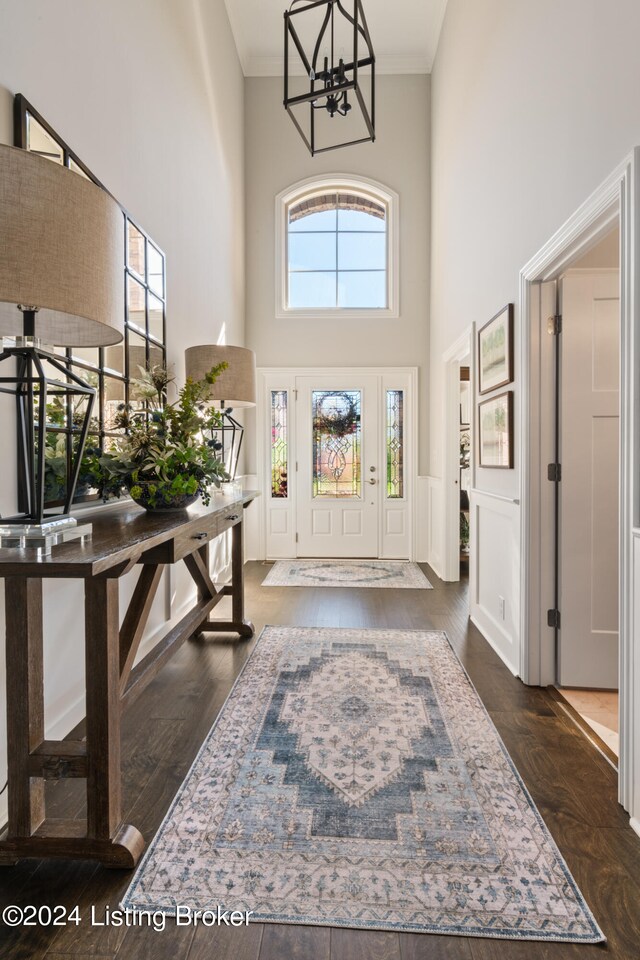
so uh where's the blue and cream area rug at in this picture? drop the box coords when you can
[262,559,433,589]
[123,626,604,943]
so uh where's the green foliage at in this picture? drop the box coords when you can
[40,373,100,503]
[85,363,230,509]
[43,433,68,502]
[460,510,470,548]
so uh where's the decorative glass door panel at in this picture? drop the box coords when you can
[296,376,378,558]
[312,390,361,499]
[386,389,404,498]
[271,390,289,499]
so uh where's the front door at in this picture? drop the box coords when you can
[296,376,379,557]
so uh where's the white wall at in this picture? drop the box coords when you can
[430,0,640,674]
[244,75,431,476]
[0,0,245,823]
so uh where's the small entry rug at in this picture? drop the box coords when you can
[122,626,604,943]
[262,559,433,589]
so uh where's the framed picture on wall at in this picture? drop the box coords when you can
[478,303,514,394]
[478,391,513,468]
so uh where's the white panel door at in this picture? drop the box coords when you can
[559,270,619,688]
[296,376,379,557]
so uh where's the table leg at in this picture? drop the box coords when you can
[84,578,144,866]
[0,576,144,867]
[4,578,45,841]
[198,519,254,640]
[231,520,253,637]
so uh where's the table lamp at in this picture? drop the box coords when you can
[0,143,124,550]
[184,345,256,479]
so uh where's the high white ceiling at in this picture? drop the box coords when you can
[223,0,449,77]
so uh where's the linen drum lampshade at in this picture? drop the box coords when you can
[0,142,124,345]
[184,345,256,407]
[184,345,256,480]
[0,142,124,541]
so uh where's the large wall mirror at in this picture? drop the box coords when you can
[13,94,167,508]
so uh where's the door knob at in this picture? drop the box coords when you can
[368,478,377,485]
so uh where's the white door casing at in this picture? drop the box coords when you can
[257,367,417,561]
[442,328,475,583]
[520,149,640,825]
[559,269,620,688]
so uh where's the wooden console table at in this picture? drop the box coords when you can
[0,491,258,867]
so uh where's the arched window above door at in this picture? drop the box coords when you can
[276,176,399,319]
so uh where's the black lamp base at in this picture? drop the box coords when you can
[0,330,96,527]
[208,409,244,480]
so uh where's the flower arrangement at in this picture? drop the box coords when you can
[85,363,229,511]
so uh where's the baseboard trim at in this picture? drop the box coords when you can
[470,614,519,677]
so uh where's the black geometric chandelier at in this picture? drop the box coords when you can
[284,0,375,156]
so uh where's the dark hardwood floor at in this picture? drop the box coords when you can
[1,562,639,959]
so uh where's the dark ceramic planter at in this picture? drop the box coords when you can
[127,481,200,512]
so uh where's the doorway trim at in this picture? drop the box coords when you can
[442,327,475,582]
[519,149,640,820]
[256,366,419,562]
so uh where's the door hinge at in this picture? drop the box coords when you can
[547,608,561,629]
[547,463,562,482]
[293,389,298,400]
[547,314,562,335]
[295,532,298,543]
[295,461,298,472]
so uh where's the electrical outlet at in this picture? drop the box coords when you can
[498,596,506,620]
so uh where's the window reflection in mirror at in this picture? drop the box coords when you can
[128,329,148,383]
[26,114,64,164]
[69,347,100,370]
[128,222,146,279]
[127,275,146,334]
[103,375,127,431]
[148,244,165,297]
[149,343,164,369]
[103,342,125,378]
[68,157,90,180]
[148,293,164,343]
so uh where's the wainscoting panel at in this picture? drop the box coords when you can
[470,489,520,676]
[420,476,443,577]
[416,476,429,563]
[627,530,640,834]
[429,476,444,577]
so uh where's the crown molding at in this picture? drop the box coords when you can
[223,0,250,75]
[243,53,432,78]
[223,0,450,78]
